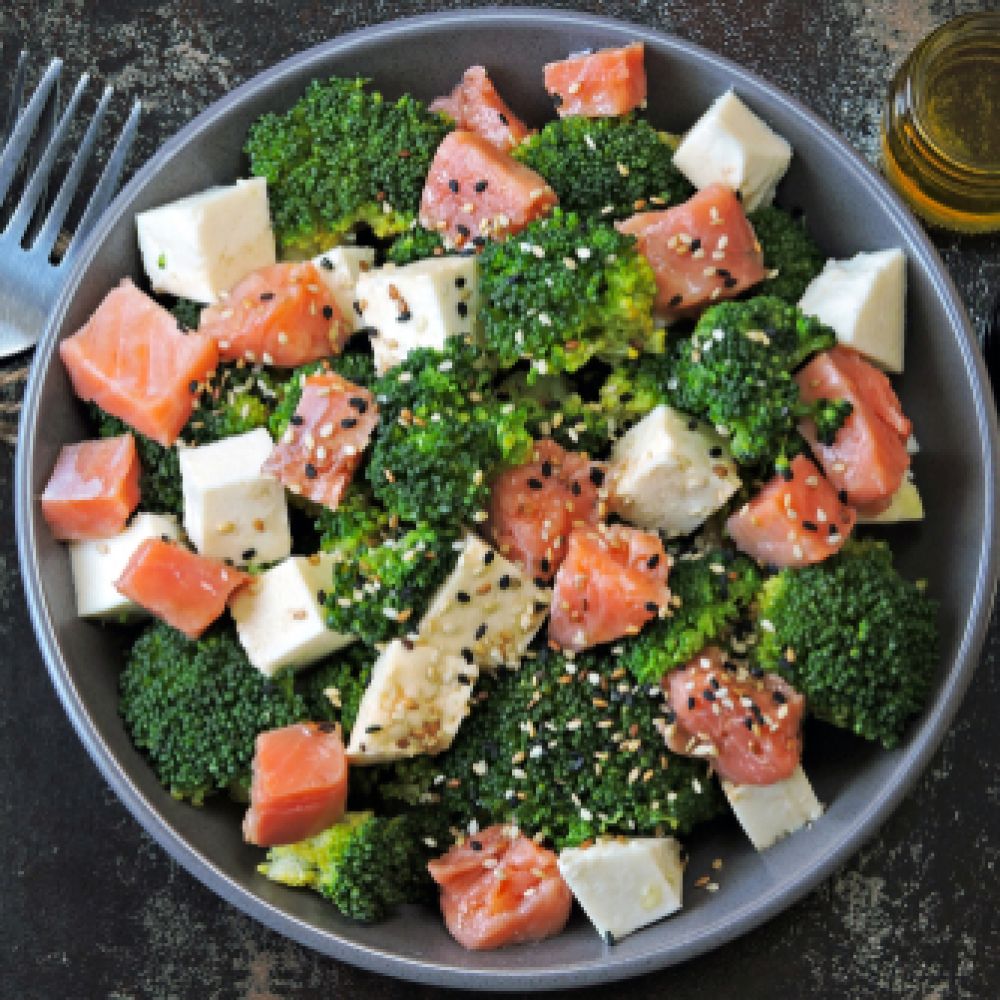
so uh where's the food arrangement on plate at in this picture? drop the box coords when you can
[38,41,939,950]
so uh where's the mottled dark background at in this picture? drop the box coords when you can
[1,1,998,998]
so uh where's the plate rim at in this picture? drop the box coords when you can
[14,6,1000,989]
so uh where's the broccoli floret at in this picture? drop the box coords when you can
[119,623,308,804]
[259,809,450,922]
[321,519,460,646]
[169,297,202,331]
[621,550,762,684]
[478,209,659,375]
[597,355,673,438]
[367,337,533,524]
[90,406,183,515]
[372,648,724,849]
[185,362,279,446]
[386,225,448,265]
[497,371,611,457]
[245,77,452,255]
[666,296,837,464]
[756,540,939,748]
[295,644,375,736]
[748,206,825,304]
[514,115,692,219]
[268,351,377,441]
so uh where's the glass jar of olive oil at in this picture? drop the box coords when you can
[881,13,1000,233]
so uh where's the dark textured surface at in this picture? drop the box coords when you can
[1,2,998,998]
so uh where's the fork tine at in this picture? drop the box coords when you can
[2,50,29,144]
[31,85,112,255]
[61,97,140,262]
[0,57,61,206]
[5,71,89,243]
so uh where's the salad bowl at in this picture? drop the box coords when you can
[15,8,999,989]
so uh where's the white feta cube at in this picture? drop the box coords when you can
[356,256,479,374]
[346,639,478,764]
[136,177,276,304]
[418,532,550,669]
[312,246,376,334]
[857,475,924,524]
[722,765,824,851]
[229,555,354,676]
[797,249,906,372]
[179,427,291,567]
[609,404,740,536]
[558,837,685,943]
[69,513,181,619]
[672,90,792,212]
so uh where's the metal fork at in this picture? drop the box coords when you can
[0,55,141,358]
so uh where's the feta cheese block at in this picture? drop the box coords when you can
[312,246,376,334]
[672,90,792,212]
[608,404,740,536]
[417,532,550,669]
[136,177,276,304]
[857,475,924,524]
[558,837,685,943]
[69,513,181,619]
[722,765,824,852]
[179,427,291,567]
[797,249,906,372]
[356,256,479,374]
[346,639,478,764]
[230,555,354,676]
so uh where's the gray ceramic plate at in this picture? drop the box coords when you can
[15,8,1000,990]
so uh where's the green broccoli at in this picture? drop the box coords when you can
[478,208,659,375]
[386,225,448,265]
[514,115,692,219]
[169,297,203,331]
[597,355,673,438]
[119,623,309,804]
[259,809,451,922]
[91,406,183,515]
[295,643,375,736]
[371,647,724,849]
[756,539,939,748]
[666,296,837,464]
[621,550,762,684]
[366,337,533,524]
[245,77,452,255]
[268,351,377,441]
[185,362,279,446]
[321,519,460,646]
[748,206,825,304]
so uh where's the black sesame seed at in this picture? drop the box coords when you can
[498,112,509,125]
[669,294,684,307]
[534,577,547,588]
[317,589,327,604]
[662,709,676,724]
[498,574,512,590]
[456,223,470,238]
[709,676,720,690]
[242,548,257,561]
[397,309,412,322]
[780,466,794,482]
[687,419,698,432]
[470,839,483,851]
[484,550,495,565]
[461,648,475,664]
[750,665,765,679]
[690,238,702,252]
[455,275,466,289]
[349,397,368,413]
[571,481,583,496]
[645,601,660,614]
[773,690,787,705]
[341,417,358,429]
[589,467,605,487]
[457,301,468,318]
[474,623,488,640]
[717,268,731,278]
[474,179,488,193]
[541,460,553,478]
[259,291,275,301]
[723,276,739,289]
[472,236,487,247]
[304,463,318,479]
[703,688,716,702]
[189,380,199,393]
[744,716,755,730]
[527,477,544,491]
[709,446,723,458]
[448,178,460,193]
[352,300,362,316]
[687,696,697,710]
[838,489,849,504]
[457,591,471,603]
[539,558,551,574]
[458,672,472,685]
[647,553,660,570]
[569,754,585,772]
[290,414,304,426]
[317,721,337,733]
[319,257,334,270]
[322,305,334,320]
[365,724,383,734]
[802,519,818,532]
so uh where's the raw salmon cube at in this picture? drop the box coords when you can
[199,261,348,368]
[419,131,557,248]
[430,65,533,152]
[115,538,250,639]
[58,279,218,447]
[243,722,348,848]
[41,434,141,541]
[543,43,647,118]
[262,372,378,510]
